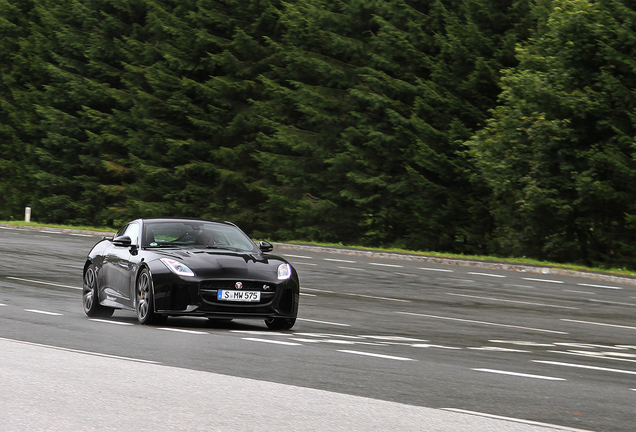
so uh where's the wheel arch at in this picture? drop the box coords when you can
[83,260,99,297]
[135,261,163,312]
[83,259,93,276]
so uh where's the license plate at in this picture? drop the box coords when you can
[217,290,261,302]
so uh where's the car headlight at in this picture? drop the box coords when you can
[160,258,195,277]
[277,263,292,280]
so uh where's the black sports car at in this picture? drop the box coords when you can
[82,218,299,330]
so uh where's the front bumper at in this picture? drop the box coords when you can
[153,276,299,319]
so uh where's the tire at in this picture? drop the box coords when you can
[264,317,296,330]
[82,264,114,318]
[135,268,164,325]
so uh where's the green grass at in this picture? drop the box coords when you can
[3,220,635,278]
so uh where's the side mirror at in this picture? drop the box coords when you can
[112,235,132,247]
[259,241,273,253]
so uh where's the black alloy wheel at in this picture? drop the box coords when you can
[82,264,114,318]
[135,268,165,325]
[264,317,296,330]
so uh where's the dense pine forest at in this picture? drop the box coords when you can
[2,0,636,269]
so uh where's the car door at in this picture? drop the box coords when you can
[101,222,140,308]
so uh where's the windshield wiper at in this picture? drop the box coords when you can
[204,245,247,252]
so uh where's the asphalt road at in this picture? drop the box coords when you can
[1,225,635,431]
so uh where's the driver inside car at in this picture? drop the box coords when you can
[196,231,217,246]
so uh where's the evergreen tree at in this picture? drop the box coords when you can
[470,0,636,267]
[254,0,532,251]
[104,0,284,232]
[21,0,134,224]
[0,0,41,219]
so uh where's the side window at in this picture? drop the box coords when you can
[122,223,140,246]
[116,224,128,238]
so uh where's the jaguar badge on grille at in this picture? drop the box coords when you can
[235,282,243,289]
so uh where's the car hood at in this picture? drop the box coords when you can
[149,248,285,280]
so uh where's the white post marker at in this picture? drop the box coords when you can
[25,206,31,223]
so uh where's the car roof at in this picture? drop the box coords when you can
[138,217,236,227]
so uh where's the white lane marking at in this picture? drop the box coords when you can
[293,262,318,266]
[297,318,351,327]
[362,335,427,342]
[295,333,363,339]
[69,233,93,237]
[25,309,63,316]
[505,284,537,289]
[338,266,366,271]
[412,344,462,350]
[282,254,313,259]
[302,287,335,294]
[40,230,62,234]
[343,293,410,303]
[441,409,594,432]
[300,293,316,297]
[0,337,160,364]
[285,333,405,346]
[369,262,403,268]
[489,340,555,347]
[601,352,636,358]
[467,272,506,278]
[419,268,454,272]
[473,368,566,381]
[588,299,636,307]
[521,278,564,284]
[577,283,622,290]
[564,290,595,295]
[397,312,568,334]
[158,328,209,335]
[7,277,81,290]
[242,338,301,346]
[324,258,357,263]
[337,350,416,361]
[89,319,133,326]
[302,287,407,303]
[533,360,636,375]
[561,319,636,331]
[0,226,16,230]
[548,350,636,364]
[289,338,352,344]
[555,342,628,350]
[578,351,636,359]
[0,303,6,306]
[230,330,289,336]
[468,347,531,353]
[446,293,578,310]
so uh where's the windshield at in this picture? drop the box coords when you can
[142,221,257,252]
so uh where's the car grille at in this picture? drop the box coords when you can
[200,280,274,291]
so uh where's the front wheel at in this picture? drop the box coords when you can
[264,317,296,330]
[135,268,165,325]
[82,264,113,318]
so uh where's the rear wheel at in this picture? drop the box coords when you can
[82,264,114,318]
[264,317,296,330]
[136,268,165,325]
